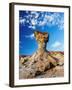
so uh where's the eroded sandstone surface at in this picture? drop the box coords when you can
[19,31,64,79]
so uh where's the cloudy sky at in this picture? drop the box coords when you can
[19,10,64,55]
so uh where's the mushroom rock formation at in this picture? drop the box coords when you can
[19,31,58,79]
[34,31,49,55]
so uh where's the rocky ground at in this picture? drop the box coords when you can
[19,51,64,79]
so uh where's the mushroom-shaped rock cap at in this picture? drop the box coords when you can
[34,31,49,43]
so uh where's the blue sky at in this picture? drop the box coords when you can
[19,10,64,55]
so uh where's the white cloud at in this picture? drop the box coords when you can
[25,34,34,39]
[20,12,64,31]
[44,13,64,30]
[31,11,36,14]
[39,20,46,26]
[51,13,64,30]
[26,20,29,23]
[31,19,37,26]
[57,18,64,30]
[45,15,54,22]
[51,41,62,48]
[28,25,36,29]
[38,12,64,30]
[35,13,39,18]
[19,18,25,24]
[31,11,39,18]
